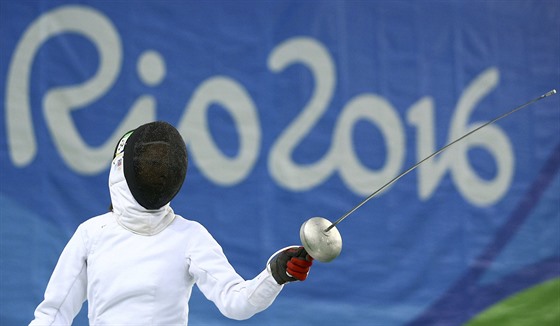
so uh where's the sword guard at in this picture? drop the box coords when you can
[300,217,342,263]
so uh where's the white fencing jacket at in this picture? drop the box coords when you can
[30,153,283,325]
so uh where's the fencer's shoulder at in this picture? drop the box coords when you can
[70,212,114,249]
[171,214,208,232]
[172,215,222,256]
[80,212,113,226]
[170,215,214,239]
[76,212,114,234]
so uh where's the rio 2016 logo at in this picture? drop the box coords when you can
[5,5,513,207]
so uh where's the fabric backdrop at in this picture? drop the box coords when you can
[1,1,559,325]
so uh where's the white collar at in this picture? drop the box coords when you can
[108,153,175,236]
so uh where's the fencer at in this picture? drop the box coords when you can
[30,121,313,325]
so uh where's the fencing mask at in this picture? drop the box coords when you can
[116,121,187,210]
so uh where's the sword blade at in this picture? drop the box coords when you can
[325,89,557,232]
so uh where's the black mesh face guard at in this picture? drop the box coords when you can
[122,121,187,209]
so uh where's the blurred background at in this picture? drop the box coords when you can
[1,0,559,325]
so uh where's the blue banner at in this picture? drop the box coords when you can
[1,1,559,325]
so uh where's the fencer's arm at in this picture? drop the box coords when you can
[187,225,283,320]
[29,225,88,325]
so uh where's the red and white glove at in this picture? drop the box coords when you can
[268,246,313,285]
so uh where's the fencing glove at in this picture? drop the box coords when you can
[269,246,313,285]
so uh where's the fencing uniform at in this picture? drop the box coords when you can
[30,122,284,325]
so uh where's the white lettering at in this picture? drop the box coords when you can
[5,8,515,206]
[177,76,261,186]
[267,37,337,190]
[407,68,514,206]
[337,94,405,196]
[7,5,154,174]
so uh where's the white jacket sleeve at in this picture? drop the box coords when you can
[29,225,88,325]
[188,226,283,320]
